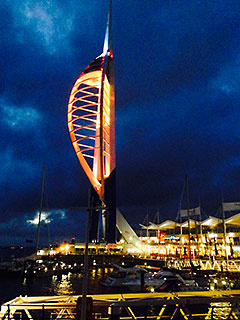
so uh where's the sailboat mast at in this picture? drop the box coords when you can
[178,180,185,257]
[221,192,228,260]
[186,175,192,265]
[196,197,201,257]
[36,166,46,252]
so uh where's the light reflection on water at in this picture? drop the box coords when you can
[48,272,109,296]
[51,274,74,295]
[206,302,231,320]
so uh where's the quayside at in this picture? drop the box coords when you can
[1,290,240,320]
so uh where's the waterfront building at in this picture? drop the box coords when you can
[137,211,240,258]
[37,211,240,260]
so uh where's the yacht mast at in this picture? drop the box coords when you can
[36,166,46,252]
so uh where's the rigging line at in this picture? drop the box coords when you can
[214,206,222,218]
[176,179,186,221]
[201,208,210,219]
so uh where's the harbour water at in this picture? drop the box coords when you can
[0,271,128,305]
[0,246,35,261]
[0,247,122,304]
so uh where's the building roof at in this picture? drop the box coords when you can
[139,213,240,231]
[225,212,240,226]
[181,219,199,228]
[200,216,222,227]
[140,220,180,230]
[158,220,180,230]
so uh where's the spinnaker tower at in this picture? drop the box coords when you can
[67,2,116,243]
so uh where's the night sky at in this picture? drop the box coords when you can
[1,0,240,245]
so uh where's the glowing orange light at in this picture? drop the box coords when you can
[67,55,114,199]
[68,3,115,209]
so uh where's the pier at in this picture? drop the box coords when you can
[35,248,240,273]
[165,258,240,272]
[1,290,240,320]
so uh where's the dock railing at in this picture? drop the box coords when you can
[165,258,240,272]
[1,290,240,320]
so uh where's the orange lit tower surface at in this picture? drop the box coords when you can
[67,2,116,243]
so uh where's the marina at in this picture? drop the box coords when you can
[1,1,240,319]
[2,246,240,319]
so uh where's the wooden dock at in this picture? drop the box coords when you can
[1,290,240,320]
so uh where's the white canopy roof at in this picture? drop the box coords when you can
[225,212,240,226]
[139,224,149,229]
[148,223,159,230]
[140,220,180,230]
[158,220,180,230]
[181,219,199,228]
[200,216,222,228]
[139,213,240,231]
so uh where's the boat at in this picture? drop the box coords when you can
[151,277,203,292]
[123,269,185,292]
[146,269,207,292]
[100,264,149,287]
[101,265,197,292]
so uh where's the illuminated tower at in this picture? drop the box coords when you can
[67,2,116,243]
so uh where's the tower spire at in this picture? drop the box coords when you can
[102,0,112,56]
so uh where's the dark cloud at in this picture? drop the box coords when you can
[1,0,240,244]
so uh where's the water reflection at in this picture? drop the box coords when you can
[22,278,27,286]
[209,275,240,291]
[17,266,240,302]
[51,273,74,295]
[48,271,121,296]
[206,302,231,320]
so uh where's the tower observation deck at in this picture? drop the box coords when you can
[67,1,116,243]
